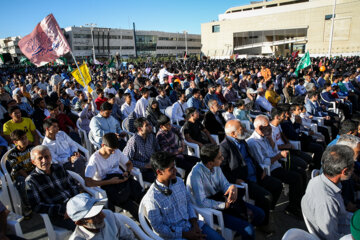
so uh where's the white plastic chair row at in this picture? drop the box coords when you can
[76,118,91,153]
[0,169,24,238]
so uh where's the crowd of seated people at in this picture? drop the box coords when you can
[1,56,360,239]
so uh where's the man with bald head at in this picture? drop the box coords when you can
[220,119,282,232]
[246,115,305,218]
[25,145,80,230]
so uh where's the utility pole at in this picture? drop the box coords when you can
[328,0,336,57]
[85,23,97,62]
[183,30,188,57]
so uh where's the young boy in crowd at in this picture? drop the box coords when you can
[222,103,236,121]
[95,89,108,111]
[7,130,34,216]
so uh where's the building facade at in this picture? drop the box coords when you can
[201,0,360,58]
[64,26,201,59]
[0,36,24,63]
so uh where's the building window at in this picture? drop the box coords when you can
[157,46,176,49]
[122,35,133,40]
[325,14,335,20]
[121,46,134,50]
[212,25,220,33]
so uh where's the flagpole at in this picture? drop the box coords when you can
[70,51,88,90]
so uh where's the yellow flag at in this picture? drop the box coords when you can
[71,63,93,93]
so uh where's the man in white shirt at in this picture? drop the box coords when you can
[134,88,150,118]
[158,64,174,85]
[121,93,135,118]
[246,115,304,217]
[171,90,188,125]
[104,81,117,98]
[42,118,86,177]
[255,88,273,112]
[84,133,143,220]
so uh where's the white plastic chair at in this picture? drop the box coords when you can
[282,228,320,240]
[88,130,101,150]
[165,106,180,126]
[0,169,24,238]
[115,213,153,240]
[311,169,320,179]
[1,150,22,216]
[67,170,107,200]
[36,129,44,142]
[186,183,250,240]
[121,117,135,139]
[138,198,164,240]
[289,140,301,150]
[76,118,91,152]
[320,93,339,114]
[39,213,72,240]
[211,134,220,145]
[180,126,200,158]
[302,213,319,238]
[40,170,107,240]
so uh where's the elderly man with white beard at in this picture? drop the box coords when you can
[219,119,283,234]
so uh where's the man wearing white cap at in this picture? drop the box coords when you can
[66,193,134,240]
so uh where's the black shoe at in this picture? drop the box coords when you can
[284,205,302,219]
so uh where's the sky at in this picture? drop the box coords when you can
[0,0,252,38]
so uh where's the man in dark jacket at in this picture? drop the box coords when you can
[204,99,226,141]
[220,119,282,231]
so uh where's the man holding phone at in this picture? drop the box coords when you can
[85,133,143,221]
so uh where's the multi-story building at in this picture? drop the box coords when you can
[201,0,360,58]
[63,26,201,59]
[0,36,24,63]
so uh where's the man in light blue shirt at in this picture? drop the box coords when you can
[187,144,264,240]
[89,102,126,148]
[187,88,205,111]
[301,145,354,240]
[246,115,304,217]
[142,152,224,240]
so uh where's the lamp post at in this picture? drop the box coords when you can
[328,0,336,57]
[85,23,97,62]
[183,30,188,57]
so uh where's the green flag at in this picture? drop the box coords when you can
[108,57,115,68]
[0,54,3,65]
[295,51,311,76]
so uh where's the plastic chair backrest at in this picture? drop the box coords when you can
[122,117,130,132]
[66,170,107,200]
[311,169,320,179]
[282,228,320,240]
[115,213,153,240]
[0,169,13,212]
[165,106,172,119]
[138,198,163,240]
[1,150,22,215]
[88,130,101,150]
[302,212,318,237]
[76,118,90,150]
